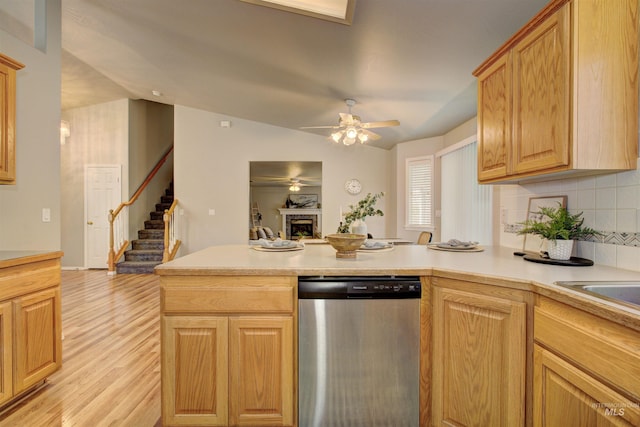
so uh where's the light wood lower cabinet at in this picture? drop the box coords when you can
[229,317,293,427]
[163,316,229,426]
[161,275,295,427]
[0,301,12,405]
[534,297,640,427]
[13,287,62,394]
[534,345,640,426]
[0,253,63,408]
[431,277,529,427]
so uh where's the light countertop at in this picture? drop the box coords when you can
[156,244,640,329]
[0,250,63,269]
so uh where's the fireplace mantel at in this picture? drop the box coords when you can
[278,209,322,239]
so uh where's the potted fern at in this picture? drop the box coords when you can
[518,204,601,260]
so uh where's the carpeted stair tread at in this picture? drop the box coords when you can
[144,219,165,229]
[124,249,164,262]
[132,239,164,250]
[116,260,161,274]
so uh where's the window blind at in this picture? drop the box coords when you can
[406,156,433,228]
[440,141,493,244]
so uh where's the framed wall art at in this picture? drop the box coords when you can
[288,194,318,208]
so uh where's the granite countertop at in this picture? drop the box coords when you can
[156,244,640,329]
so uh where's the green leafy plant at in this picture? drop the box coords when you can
[337,192,384,233]
[518,204,602,240]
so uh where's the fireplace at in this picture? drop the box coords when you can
[290,219,313,239]
[279,208,322,240]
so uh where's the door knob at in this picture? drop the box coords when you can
[87,221,94,225]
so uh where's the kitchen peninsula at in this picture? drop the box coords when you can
[156,244,640,426]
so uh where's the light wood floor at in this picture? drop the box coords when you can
[0,270,161,427]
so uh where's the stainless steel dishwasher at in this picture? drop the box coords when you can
[298,276,421,427]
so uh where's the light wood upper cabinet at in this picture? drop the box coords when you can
[431,278,529,427]
[0,53,24,185]
[477,53,511,181]
[474,0,638,183]
[512,5,570,175]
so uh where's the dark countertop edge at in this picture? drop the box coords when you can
[0,251,63,269]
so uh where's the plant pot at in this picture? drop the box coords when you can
[546,239,574,260]
[350,219,367,236]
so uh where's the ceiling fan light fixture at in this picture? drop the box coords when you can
[343,136,356,145]
[331,132,342,143]
[289,184,300,191]
[358,133,368,143]
[345,126,358,139]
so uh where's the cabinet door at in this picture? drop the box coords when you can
[162,316,228,426]
[512,4,570,175]
[0,301,12,405]
[13,287,61,393]
[534,345,640,427]
[229,316,293,427]
[432,286,526,427]
[477,52,511,181]
[0,54,22,185]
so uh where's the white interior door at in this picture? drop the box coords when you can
[85,165,122,268]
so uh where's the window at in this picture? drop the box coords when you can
[405,156,433,228]
[440,141,492,244]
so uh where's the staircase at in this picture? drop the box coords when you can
[116,183,173,274]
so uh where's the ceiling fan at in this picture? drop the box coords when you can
[301,99,400,145]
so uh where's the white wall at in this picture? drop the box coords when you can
[0,0,61,251]
[174,105,391,253]
[61,99,129,267]
[392,136,444,242]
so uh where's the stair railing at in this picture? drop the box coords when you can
[163,199,181,262]
[107,146,174,274]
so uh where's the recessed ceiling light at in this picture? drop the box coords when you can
[151,90,162,97]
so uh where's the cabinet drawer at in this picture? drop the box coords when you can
[161,276,295,314]
[535,297,640,400]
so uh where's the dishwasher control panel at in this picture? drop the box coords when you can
[299,276,421,299]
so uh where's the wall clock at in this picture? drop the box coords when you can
[344,178,362,195]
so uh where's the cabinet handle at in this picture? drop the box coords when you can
[87,221,94,225]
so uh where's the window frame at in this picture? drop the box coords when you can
[404,155,434,230]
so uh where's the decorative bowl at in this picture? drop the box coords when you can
[325,233,367,258]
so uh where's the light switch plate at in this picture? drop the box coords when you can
[42,208,51,222]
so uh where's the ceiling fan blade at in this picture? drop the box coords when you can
[339,112,355,126]
[361,129,381,141]
[360,119,400,129]
[300,125,339,129]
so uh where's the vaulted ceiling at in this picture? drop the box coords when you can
[59,1,546,149]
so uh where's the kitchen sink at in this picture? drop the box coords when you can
[555,281,640,308]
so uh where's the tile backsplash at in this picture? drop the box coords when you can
[499,159,640,272]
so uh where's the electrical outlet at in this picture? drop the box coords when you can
[208,208,216,216]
